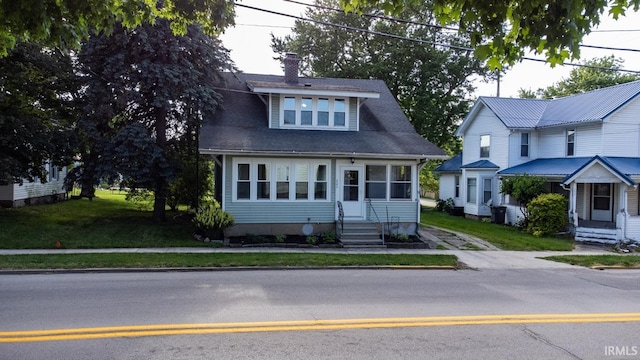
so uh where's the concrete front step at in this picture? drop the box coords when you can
[339,221,384,248]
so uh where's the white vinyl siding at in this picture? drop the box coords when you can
[602,98,640,157]
[461,106,510,169]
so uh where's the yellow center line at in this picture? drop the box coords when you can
[2,313,640,343]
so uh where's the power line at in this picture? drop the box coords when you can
[234,2,640,74]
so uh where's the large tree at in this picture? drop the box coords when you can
[339,0,640,67]
[0,0,234,56]
[519,56,640,99]
[272,0,487,154]
[0,42,79,185]
[73,20,232,222]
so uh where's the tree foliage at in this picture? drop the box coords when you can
[500,174,547,226]
[0,42,79,185]
[0,0,235,57]
[272,0,487,153]
[518,56,640,99]
[339,0,640,67]
[72,20,233,222]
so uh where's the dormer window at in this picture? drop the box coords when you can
[280,96,349,129]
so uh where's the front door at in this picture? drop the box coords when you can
[340,166,364,218]
[591,183,613,222]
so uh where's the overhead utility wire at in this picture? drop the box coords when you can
[281,0,640,54]
[235,3,640,74]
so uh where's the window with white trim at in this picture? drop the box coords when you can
[49,163,59,182]
[520,133,529,157]
[483,178,492,204]
[467,178,477,204]
[390,165,411,199]
[454,175,460,198]
[365,165,386,199]
[566,129,575,156]
[280,96,349,128]
[480,134,490,158]
[233,159,331,201]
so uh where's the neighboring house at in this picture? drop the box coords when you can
[0,162,68,207]
[436,80,640,244]
[199,54,446,244]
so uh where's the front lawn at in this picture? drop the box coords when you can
[0,190,201,249]
[420,208,574,251]
[0,253,459,269]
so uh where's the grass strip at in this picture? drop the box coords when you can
[543,255,640,268]
[0,253,458,270]
[421,209,574,251]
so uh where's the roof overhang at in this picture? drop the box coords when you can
[199,148,447,161]
[247,81,380,99]
[561,155,636,186]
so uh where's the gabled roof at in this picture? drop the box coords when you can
[461,159,499,169]
[457,80,640,134]
[561,156,635,186]
[498,156,640,185]
[434,153,462,172]
[199,72,446,159]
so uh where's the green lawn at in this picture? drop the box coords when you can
[420,208,574,251]
[543,255,640,268]
[0,190,203,249]
[0,253,459,270]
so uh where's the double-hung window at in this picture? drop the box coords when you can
[314,164,327,200]
[295,164,309,200]
[365,165,387,199]
[236,163,251,200]
[257,163,270,200]
[483,178,492,204]
[280,96,348,128]
[480,135,490,158]
[390,165,411,199]
[567,129,575,156]
[276,163,290,200]
[467,178,477,204]
[520,133,529,157]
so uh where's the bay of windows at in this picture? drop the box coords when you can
[281,96,348,128]
[234,160,329,201]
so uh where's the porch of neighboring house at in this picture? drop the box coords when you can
[571,183,622,244]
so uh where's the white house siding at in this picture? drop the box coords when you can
[0,167,68,207]
[602,98,640,157]
[507,131,537,167]
[461,106,510,169]
[537,128,565,158]
[437,173,463,206]
[574,123,602,157]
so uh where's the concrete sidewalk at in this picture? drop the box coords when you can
[0,246,614,270]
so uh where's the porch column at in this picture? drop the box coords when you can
[570,182,578,226]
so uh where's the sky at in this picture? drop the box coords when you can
[220,0,640,98]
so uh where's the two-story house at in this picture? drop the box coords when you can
[436,80,640,244]
[198,54,446,245]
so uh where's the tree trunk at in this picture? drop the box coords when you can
[152,106,168,223]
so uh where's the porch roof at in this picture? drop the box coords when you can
[498,156,640,185]
[461,159,499,169]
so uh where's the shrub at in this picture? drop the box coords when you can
[275,234,286,243]
[527,193,568,237]
[306,235,318,245]
[193,203,235,240]
[435,198,454,212]
[321,230,336,244]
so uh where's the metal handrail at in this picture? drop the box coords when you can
[336,201,344,237]
[366,199,385,245]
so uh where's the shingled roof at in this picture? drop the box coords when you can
[199,72,446,159]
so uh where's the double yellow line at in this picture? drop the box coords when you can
[3,313,640,343]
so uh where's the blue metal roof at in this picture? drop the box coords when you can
[434,153,462,172]
[463,80,640,130]
[461,159,499,169]
[498,156,640,185]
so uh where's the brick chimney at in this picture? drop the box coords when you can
[283,53,300,84]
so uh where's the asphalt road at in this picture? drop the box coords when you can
[2,268,640,359]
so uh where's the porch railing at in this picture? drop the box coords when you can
[366,199,385,245]
[336,201,344,238]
